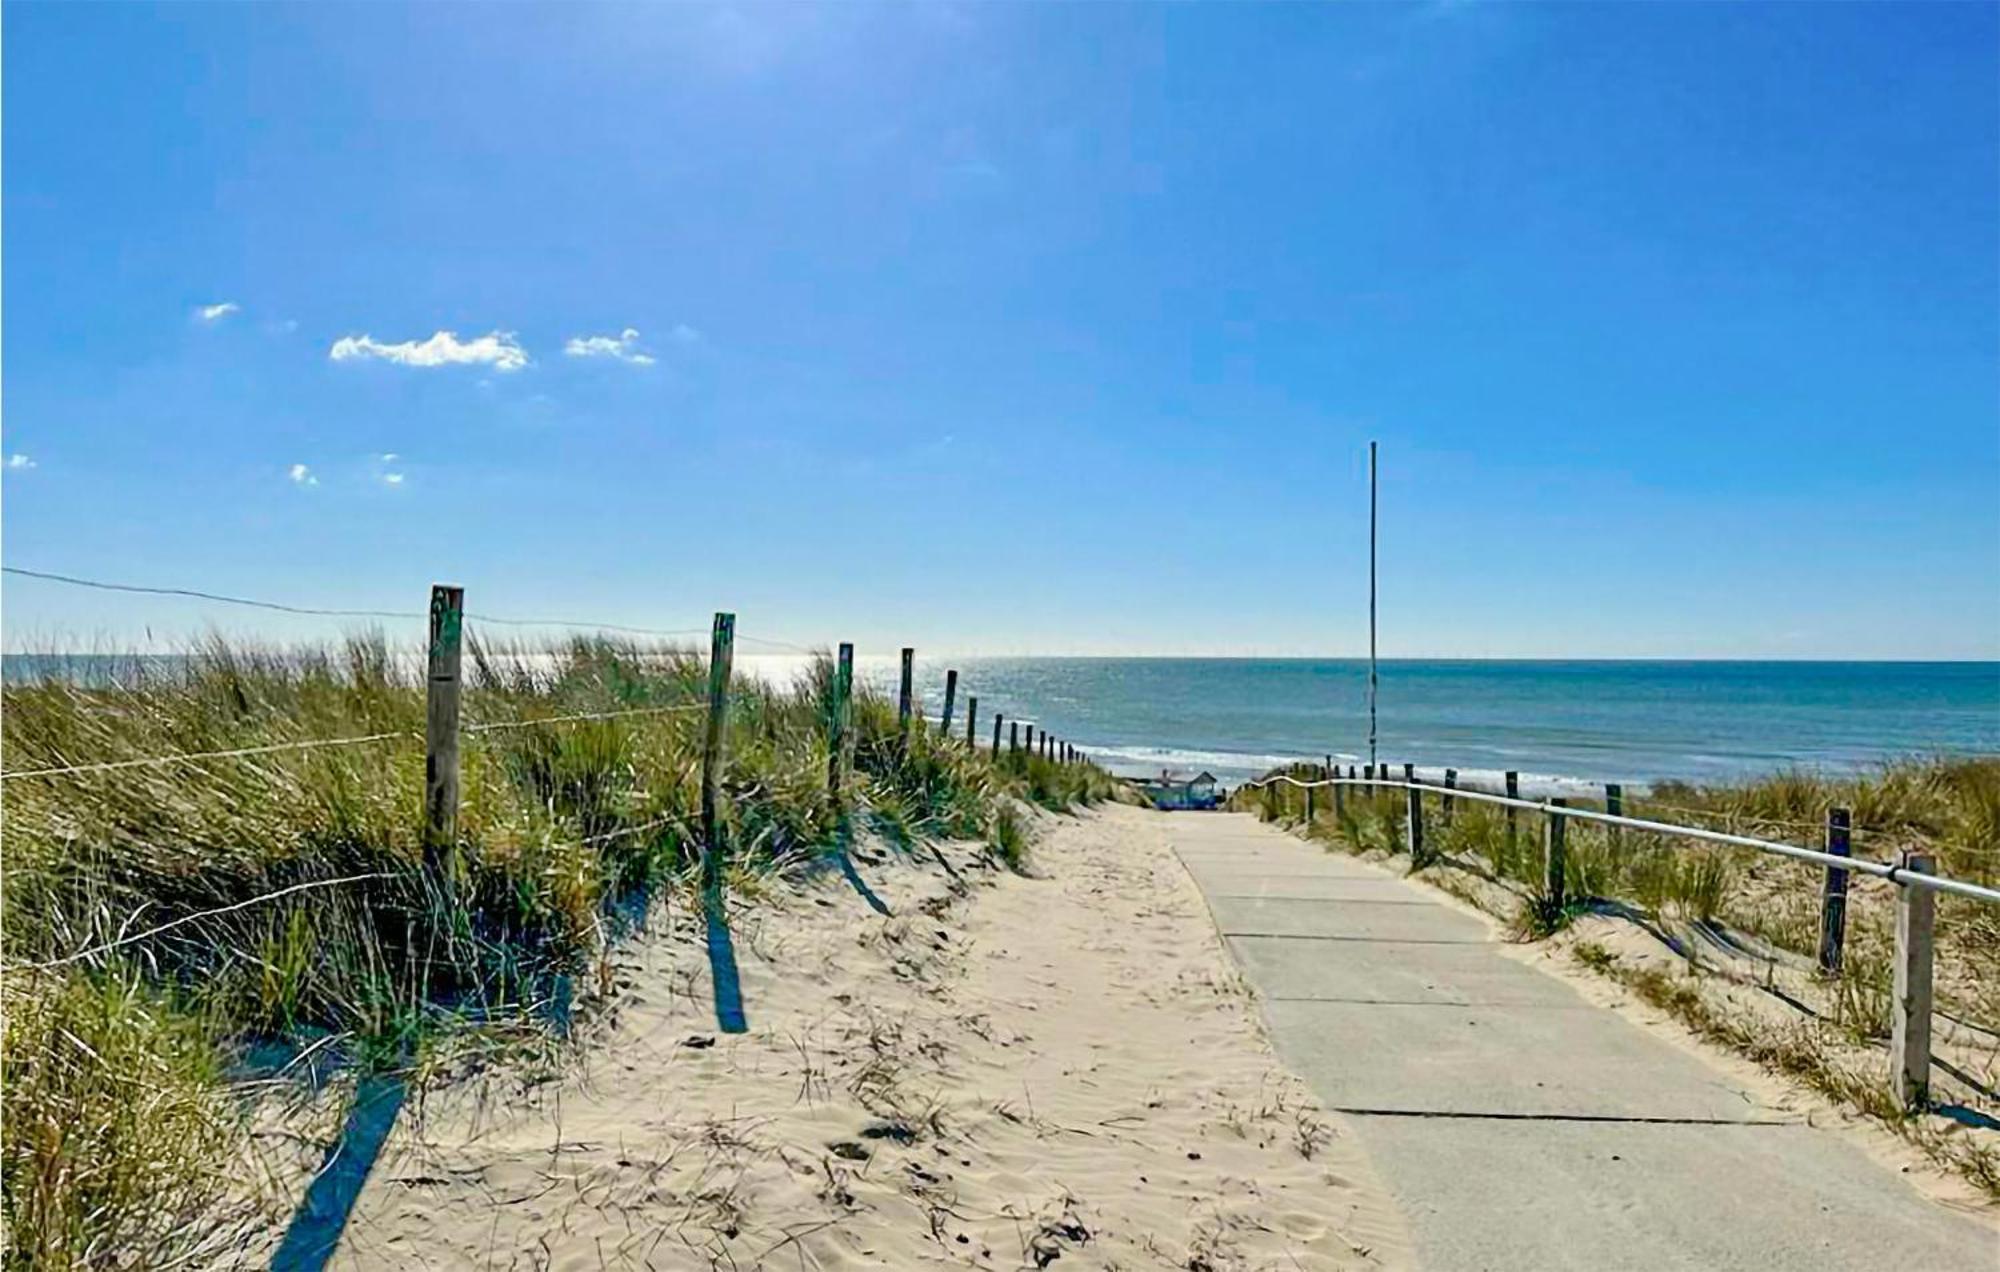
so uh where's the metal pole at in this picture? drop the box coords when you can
[1368,439,1378,770]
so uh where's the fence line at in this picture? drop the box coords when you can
[1244,765,1990,1110]
[464,704,708,734]
[2,563,816,652]
[17,872,398,970]
[1243,771,2000,905]
[0,730,414,781]
[4,576,1100,1038]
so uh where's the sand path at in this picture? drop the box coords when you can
[1172,811,1997,1271]
[320,805,1411,1269]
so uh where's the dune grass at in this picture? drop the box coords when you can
[0,633,1111,1270]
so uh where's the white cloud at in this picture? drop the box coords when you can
[6,454,35,470]
[196,302,241,324]
[381,472,406,486]
[330,330,529,372]
[563,327,657,366]
[379,452,399,463]
[288,463,318,487]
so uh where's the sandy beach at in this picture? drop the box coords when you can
[311,804,1410,1270]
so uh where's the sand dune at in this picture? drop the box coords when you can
[321,804,1409,1269]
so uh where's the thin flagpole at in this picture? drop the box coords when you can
[1368,440,1378,769]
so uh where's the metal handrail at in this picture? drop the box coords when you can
[1242,773,2000,907]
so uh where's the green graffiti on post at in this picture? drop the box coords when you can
[430,590,462,658]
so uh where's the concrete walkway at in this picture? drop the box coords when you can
[1170,812,1996,1271]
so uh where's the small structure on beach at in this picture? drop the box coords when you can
[1133,770,1221,811]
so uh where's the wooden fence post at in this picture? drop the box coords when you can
[1818,808,1852,976]
[827,642,853,805]
[1403,762,1415,786]
[1305,778,1316,824]
[1010,720,1020,754]
[423,583,465,887]
[701,613,736,897]
[1442,768,1457,825]
[1605,783,1623,851]
[1893,851,1936,1110]
[992,713,1004,757]
[898,647,915,732]
[1405,784,1424,865]
[940,669,958,738]
[1543,799,1568,913]
[1505,770,1520,860]
[966,695,979,746]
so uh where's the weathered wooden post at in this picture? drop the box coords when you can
[424,583,465,888]
[1818,807,1852,976]
[898,647,915,732]
[1892,851,1936,1110]
[966,695,979,746]
[701,613,736,897]
[1505,770,1521,860]
[1605,782,1624,851]
[1333,766,1346,819]
[992,713,1004,757]
[1363,763,1374,782]
[1305,777,1316,824]
[940,669,958,738]
[1442,768,1457,825]
[1403,762,1416,787]
[826,642,854,803]
[1010,720,1020,754]
[1543,799,1568,914]
[1405,784,1424,865]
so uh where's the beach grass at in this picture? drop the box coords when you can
[0,633,1109,1270]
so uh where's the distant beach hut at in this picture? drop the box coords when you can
[1134,770,1220,811]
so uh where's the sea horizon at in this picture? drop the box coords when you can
[12,652,1995,791]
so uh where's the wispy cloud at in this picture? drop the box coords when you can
[371,452,407,487]
[381,472,406,486]
[564,328,657,366]
[196,302,241,324]
[288,463,318,487]
[669,323,702,345]
[6,454,36,471]
[330,330,529,372]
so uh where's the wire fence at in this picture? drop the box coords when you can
[1,569,1107,1035]
[1241,769,2000,905]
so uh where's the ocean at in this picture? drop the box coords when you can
[8,654,1996,791]
[874,658,2000,789]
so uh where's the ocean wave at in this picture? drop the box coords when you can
[1087,743,1358,778]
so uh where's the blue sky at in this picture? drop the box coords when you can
[4,2,1995,658]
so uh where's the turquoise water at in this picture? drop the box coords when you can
[9,654,1996,789]
[890,659,2000,787]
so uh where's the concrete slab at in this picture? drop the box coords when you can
[1340,1117,1997,1272]
[1205,894,1491,942]
[1226,933,1588,1007]
[1199,878,1436,902]
[1262,998,1779,1120]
